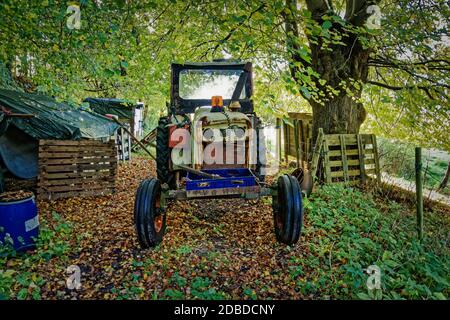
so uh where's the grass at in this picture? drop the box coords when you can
[302,184,449,299]
[378,138,449,195]
[0,212,74,300]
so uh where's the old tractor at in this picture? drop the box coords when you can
[134,61,303,248]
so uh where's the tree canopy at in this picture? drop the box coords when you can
[0,0,448,150]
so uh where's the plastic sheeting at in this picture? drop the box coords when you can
[0,125,38,179]
[0,89,119,140]
[84,97,134,120]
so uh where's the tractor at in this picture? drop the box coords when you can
[134,60,303,248]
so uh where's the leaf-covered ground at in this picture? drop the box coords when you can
[1,157,448,300]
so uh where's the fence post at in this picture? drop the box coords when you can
[415,147,424,240]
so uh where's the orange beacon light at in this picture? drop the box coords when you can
[211,95,223,112]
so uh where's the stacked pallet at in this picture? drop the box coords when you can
[322,134,381,184]
[38,140,117,200]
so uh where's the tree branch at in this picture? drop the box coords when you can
[199,3,266,59]
[366,80,447,100]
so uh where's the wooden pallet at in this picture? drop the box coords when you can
[38,140,117,200]
[322,133,381,184]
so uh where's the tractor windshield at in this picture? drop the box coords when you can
[179,69,246,100]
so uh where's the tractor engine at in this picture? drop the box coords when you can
[191,97,256,171]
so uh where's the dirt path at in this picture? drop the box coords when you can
[381,172,450,206]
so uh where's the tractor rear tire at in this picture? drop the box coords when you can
[272,174,303,245]
[134,178,166,248]
[156,117,176,189]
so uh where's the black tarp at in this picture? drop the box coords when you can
[0,126,38,179]
[0,89,119,140]
[0,89,120,179]
[84,97,134,120]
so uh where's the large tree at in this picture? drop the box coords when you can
[283,0,449,142]
[285,0,376,138]
[1,0,448,149]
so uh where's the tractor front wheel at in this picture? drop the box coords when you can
[272,174,303,245]
[134,178,166,248]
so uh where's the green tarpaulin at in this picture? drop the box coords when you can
[0,89,119,140]
[84,97,134,120]
[0,89,120,179]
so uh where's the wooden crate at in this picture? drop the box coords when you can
[322,133,381,184]
[38,140,117,200]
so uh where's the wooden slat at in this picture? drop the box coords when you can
[325,134,358,146]
[294,119,300,168]
[330,169,360,178]
[357,134,366,184]
[371,135,381,182]
[323,137,332,183]
[39,140,114,146]
[339,135,349,182]
[39,150,117,158]
[328,159,360,167]
[39,145,114,153]
[328,149,359,156]
[310,128,324,180]
[40,163,114,172]
[40,157,117,165]
[39,171,113,179]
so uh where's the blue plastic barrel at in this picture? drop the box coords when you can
[0,195,39,251]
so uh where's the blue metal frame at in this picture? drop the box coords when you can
[186,168,257,192]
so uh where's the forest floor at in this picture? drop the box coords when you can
[0,157,448,300]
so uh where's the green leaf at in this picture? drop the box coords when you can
[322,21,332,30]
[356,292,371,300]
[433,292,446,300]
[17,288,28,300]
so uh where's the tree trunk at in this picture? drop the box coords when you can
[437,161,450,191]
[284,0,374,144]
[308,31,370,142]
[311,97,367,141]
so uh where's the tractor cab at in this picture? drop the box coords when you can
[163,61,263,181]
